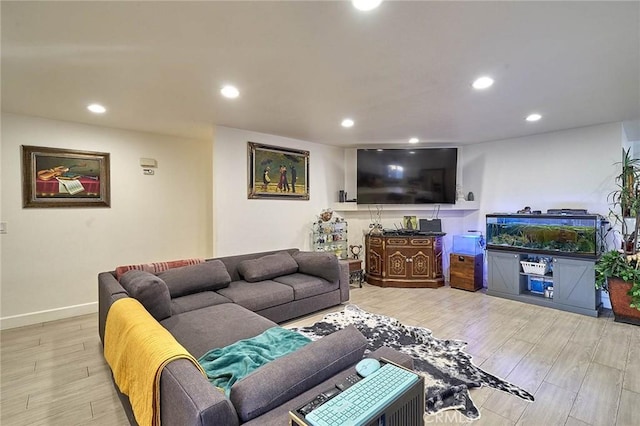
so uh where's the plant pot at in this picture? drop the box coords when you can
[608,277,640,325]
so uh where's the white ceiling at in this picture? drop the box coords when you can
[2,1,639,146]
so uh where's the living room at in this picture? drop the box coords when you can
[2,110,631,329]
[1,1,639,425]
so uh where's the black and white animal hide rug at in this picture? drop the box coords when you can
[289,304,534,419]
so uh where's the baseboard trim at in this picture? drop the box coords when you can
[0,302,98,330]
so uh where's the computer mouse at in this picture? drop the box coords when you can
[355,358,381,377]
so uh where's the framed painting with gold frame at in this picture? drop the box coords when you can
[22,145,111,208]
[248,142,309,200]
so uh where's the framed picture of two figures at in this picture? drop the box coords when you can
[247,142,309,200]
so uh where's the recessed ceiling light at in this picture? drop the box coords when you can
[352,0,383,11]
[341,118,354,128]
[87,103,106,114]
[221,85,239,99]
[472,76,494,90]
[409,138,419,144]
[526,113,542,122]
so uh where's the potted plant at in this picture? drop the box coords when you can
[596,148,640,325]
[607,148,640,252]
[595,250,640,325]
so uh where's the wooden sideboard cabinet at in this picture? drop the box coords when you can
[365,234,444,288]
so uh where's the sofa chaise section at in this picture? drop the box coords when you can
[160,303,279,358]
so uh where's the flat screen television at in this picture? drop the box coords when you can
[356,148,458,204]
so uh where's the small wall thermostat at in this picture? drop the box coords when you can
[140,158,158,168]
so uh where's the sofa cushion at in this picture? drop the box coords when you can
[161,303,278,358]
[217,249,299,282]
[272,273,339,299]
[119,270,172,321]
[230,325,368,422]
[293,251,340,283]
[216,280,294,312]
[170,291,232,315]
[237,252,298,283]
[158,260,231,298]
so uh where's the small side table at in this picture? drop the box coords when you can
[346,259,363,288]
[449,253,484,291]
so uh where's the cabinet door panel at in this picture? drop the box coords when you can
[410,251,431,278]
[387,251,408,278]
[428,237,443,279]
[487,251,520,295]
[553,258,597,310]
[366,237,384,278]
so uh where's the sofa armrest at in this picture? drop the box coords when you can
[338,261,350,302]
[230,325,366,422]
[161,359,239,426]
[98,271,128,344]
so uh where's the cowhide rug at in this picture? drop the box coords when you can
[289,304,534,419]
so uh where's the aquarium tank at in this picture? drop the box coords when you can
[485,214,605,258]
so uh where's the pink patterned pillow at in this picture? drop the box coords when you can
[115,258,205,280]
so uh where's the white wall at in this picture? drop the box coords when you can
[463,122,622,232]
[0,118,624,328]
[0,113,213,328]
[339,123,623,282]
[464,122,622,301]
[339,146,487,275]
[213,126,345,256]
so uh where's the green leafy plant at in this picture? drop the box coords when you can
[607,147,640,253]
[596,147,640,312]
[595,250,640,310]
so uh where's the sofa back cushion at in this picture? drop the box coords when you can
[237,251,298,283]
[217,249,299,282]
[293,251,340,283]
[230,325,367,422]
[119,270,172,321]
[158,260,232,298]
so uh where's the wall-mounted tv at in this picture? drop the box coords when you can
[356,148,458,205]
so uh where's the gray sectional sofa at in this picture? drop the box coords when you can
[98,248,413,425]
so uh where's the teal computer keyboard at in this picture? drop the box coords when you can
[305,363,419,426]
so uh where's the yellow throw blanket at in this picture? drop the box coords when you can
[104,298,205,426]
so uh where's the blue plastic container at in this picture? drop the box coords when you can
[528,276,552,294]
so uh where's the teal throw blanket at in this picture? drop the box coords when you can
[197,326,311,396]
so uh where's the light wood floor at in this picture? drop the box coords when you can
[2,284,639,425]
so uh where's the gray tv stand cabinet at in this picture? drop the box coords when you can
[486,249,601,317]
